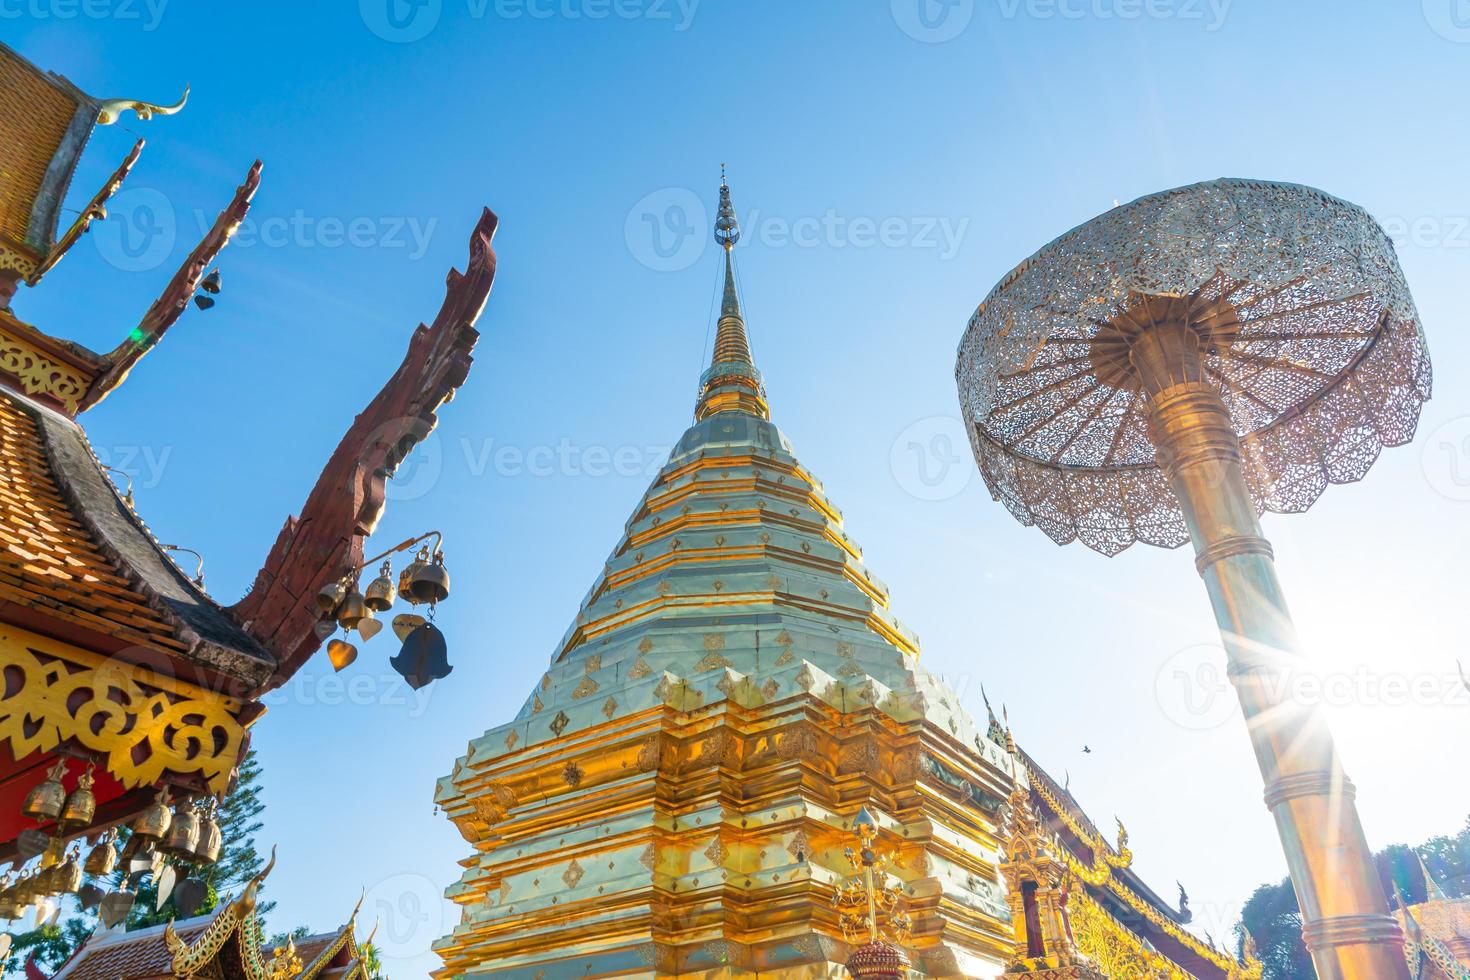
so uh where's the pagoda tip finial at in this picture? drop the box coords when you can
[714,168,739,250]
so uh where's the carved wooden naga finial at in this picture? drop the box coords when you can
[81,159,264,411]
[229,208,499,692]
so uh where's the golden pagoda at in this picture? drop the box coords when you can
[433,178,1259,979]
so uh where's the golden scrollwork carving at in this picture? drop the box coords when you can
[0,626,247,793]
[0,327,89,414]
[1069,891,1188,980]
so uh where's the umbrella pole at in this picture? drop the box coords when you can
[1146,377,1409,980]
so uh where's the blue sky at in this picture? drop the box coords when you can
[8,0,1470,974]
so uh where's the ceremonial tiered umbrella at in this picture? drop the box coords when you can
[954,179,1431,980]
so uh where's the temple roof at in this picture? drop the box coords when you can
[0,385,275,684]
[0,42,184,289]
[46,917,212,980]
[36,849,374,980]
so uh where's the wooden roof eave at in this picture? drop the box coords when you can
[18,391,277,690]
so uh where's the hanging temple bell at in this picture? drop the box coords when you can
[398,546,450,605]
[161,801,201,859]
[365,560,395,611]
[21,760,68,823]
[313,537,453,684]
[192,800,223,864]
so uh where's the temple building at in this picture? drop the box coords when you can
[433,180,1260,979]
[27,856,374,980]
[1396,863,1470,979]
[0,39,495,931]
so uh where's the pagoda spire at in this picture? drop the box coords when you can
[695,169,769,421]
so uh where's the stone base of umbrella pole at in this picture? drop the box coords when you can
[1129,312,1408,980]
[845,940,909,979]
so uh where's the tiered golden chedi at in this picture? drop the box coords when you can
[434,182,1256,979]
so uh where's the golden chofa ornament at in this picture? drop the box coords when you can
[21,760,68,822]
[59,764,97,831]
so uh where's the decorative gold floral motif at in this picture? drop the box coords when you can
[0,328,89,414]
[562,859,585,889]
[703,633,726,651]
[776,728,818,761]
[636,735,663,772]
[0,628,246,793]
[628,655,653,679]
[571,676,598,699]
[694,652,732,672]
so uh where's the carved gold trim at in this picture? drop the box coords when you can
[1069,891,1190,980]
[0,324,89,413]
[0,624,249,793]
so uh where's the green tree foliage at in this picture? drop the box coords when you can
[1237,814,1470,980]
[4,919,91,976]
[1237,878,1314,980]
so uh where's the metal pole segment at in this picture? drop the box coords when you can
[1146,378,1408,980]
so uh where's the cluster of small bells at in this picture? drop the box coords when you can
[2,761,223,929]
[315,541,453,690]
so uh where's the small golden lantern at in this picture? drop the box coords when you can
[59,765,97,831]
[21,760,68,822]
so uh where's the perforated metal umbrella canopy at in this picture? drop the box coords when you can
[955,179,1431,555]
